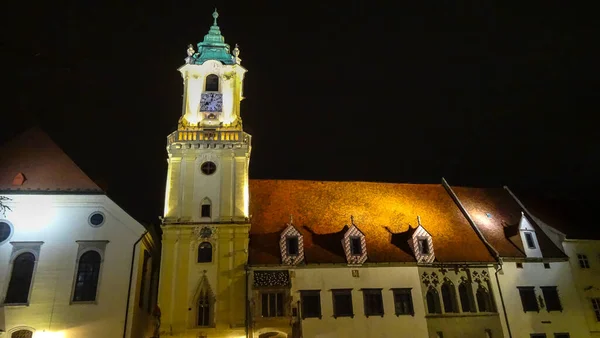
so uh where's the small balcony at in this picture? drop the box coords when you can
[167,130,251,146]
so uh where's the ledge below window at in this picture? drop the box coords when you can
[1,302,29,307]
[426,312,499,318]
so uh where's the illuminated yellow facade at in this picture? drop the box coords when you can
[158,10,250,338]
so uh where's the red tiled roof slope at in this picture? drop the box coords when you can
[452,187,566,259]
[0,127,102,193]
[248,180,495,265]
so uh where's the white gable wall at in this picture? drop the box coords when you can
[0,194,148,337]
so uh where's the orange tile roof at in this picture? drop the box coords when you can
[0,127,102,193]
[452,187,566,259]
[248,180,496,265]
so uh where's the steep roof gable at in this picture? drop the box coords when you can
[248,179,495,265]
[451,187,565,259]
[0,127,102,193]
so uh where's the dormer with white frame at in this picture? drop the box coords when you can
[279,215,304,265]
[518,212,543,258]
[342,216,367,265]
[409,216,436,263]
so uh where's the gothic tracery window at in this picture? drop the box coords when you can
[426,287,441,314]
[458,282,475,312]
[198,289,211,326]
[441,282,458,313]
[476,286,494,312]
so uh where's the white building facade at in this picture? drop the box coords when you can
[0,128,159,338]
[453,184,591,338]
[524,200,600,337]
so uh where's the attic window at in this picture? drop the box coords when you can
[350,237,362,256]
[418,239,429,255]
[286,237,299,256]
[524,232,536,249]
[12,173,26,186]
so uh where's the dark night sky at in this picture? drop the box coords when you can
[3,1,597,225]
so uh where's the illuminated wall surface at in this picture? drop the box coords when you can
[0,194,157,338]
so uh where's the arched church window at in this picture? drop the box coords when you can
[198,289,211,326]
[11,330,33,338]
[5,252,36,304]
[205,74,219,92]
[441,282,458,313]
[73,250,102,302]
[198,242,212,263]
[458,282,475,312]
[426,287,441,314]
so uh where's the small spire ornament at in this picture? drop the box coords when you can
[212,8,219,26]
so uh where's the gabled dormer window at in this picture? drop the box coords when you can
[409,217,435,264]
[205,74,219,91]
[350,237,362,256]
[280,220,304,265]
[418,238,429,254]
[286,237,299,256]
[342,217,367,265]
[518,213,542,258]
[524,232,536,249]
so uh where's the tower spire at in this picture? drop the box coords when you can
[213,8,219,26]
[187,9,236,65]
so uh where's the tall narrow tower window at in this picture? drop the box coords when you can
[205,74,219,92]
[198,242,213,263]
[201,204,211,218]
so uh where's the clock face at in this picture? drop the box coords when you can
[200,93,223,112]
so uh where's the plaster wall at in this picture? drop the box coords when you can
[164,146,249,223]
[158,224,249,338]
[496,260,590,338]
[252,265,429,338]
[562,240,600,337]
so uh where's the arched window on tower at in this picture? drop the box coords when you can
[441,281,459,313]
[458,282,475,312]
[5,252,36,304]
[426,287,441,314]
[201,198,212,218]
[198,242,213,263]
[73,250,102,302]
[205,74,219,92]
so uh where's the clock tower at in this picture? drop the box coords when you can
[158,10,250,338]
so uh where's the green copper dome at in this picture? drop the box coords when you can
[190,10,236,65]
